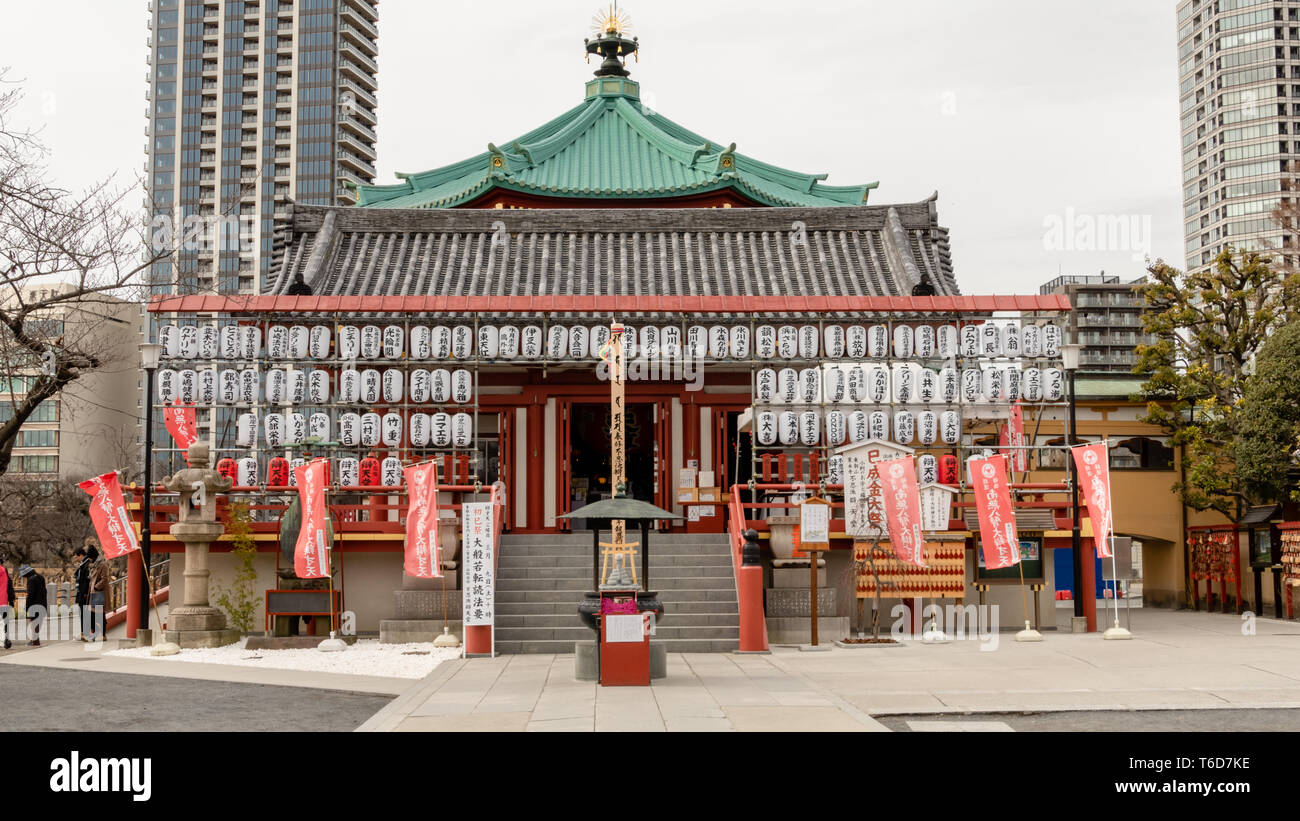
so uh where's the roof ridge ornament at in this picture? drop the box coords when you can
[585,4,639,78]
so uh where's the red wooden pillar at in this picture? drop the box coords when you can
[527,399,544,530]
[126,554,141,639]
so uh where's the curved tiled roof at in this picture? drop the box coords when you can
[353,91,880,210]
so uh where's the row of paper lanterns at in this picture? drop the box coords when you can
[156,321,1063,362]
[755,364,1065,405]
[217,455,406,488]
[156,367,474,406]
[234,411,474,449]
[755,409,964,447]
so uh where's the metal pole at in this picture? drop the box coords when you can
[1069,367,1083,620]
[139,366,156,631]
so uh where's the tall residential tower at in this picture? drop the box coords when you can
[145,0,378,296]
[1177,0,1300,274]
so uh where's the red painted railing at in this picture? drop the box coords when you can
[728,485,769,652]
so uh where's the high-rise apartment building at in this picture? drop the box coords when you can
[1040,274,1155,373]
[1177,0,1300,274]
[145,0,378,296]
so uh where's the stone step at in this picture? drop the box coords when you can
[493,638,740,655]
[496,575,736,592]
[497,566,733,580]
[495,600,739,616]
[493,625,740,642]
[497,554,733,568]
[493,612,742,628]
[496,588,736,604]
[499,546,733,558]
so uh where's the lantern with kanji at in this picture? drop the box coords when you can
[360,457,381,487]
[939,454,959,485]
[268,457,290,487]
[217,458,238,483]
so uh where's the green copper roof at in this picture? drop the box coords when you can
[354,86,880,209]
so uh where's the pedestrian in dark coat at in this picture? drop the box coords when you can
[73,544,91,641]
[18,565,46,647]
[87,547,109,641]
[0,563,13,649]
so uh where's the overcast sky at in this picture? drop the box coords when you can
[1,0,1183,294]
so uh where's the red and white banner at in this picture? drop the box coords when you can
[968,454,1019,570]
[1007,402,1027,473]
[293,458,330,579]
[77,472,140,560]
[402,461,442,579]
[1072,442,1114,559]
[878,455,925,567]
[163,403,199,458]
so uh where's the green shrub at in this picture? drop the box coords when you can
[213,502,260,635]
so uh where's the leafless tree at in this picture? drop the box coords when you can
[0,476,94,576]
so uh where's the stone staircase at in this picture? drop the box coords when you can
[494,532,739,654]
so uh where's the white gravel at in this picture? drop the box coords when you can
[107,638,460,679]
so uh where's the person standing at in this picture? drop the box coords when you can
[0,563,12,650]
[18,566,46,647]
[72,544,91,641]
[87,547,110,641]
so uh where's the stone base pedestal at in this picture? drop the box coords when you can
[574,640,666,681]
[379,619,464,644]
[772,567,827,588]
[766,616,851,645]
[1066,616,1088,634]
[765,587,837,618]
[169,607,228,632]
[163,628,241,649]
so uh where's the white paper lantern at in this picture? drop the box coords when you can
[868,324,889,358]
[756,325,778,358]
[799,368,820,404]
[409,413,431,447]
[915,325,936,358]
[708,326,729,359]
[309,412,330,440]
[451,413,473,448]
[338,413,360,447]
[827,454,844,485]
[778,411,799,445]
[199,326,218,359]
[961,368,981,403]
[936,324,958,359]
[179,326,199,359]
[622,328,638,360]
[431,369,451,404]
[826,410,847,446]
[1043,324,1062,357]
[686,326,707,359]
[338,326,361,361]
[777,326,798,359]
[824,366,847,404]
[823,325,845,359]
[241,326,262,360]
[894,410,915,444]
[159,325,179,358]
[1022,325,1043,358]
[433,326,453,359]
[266,369,287,404]
[176,369,197,404]
[847,366,866,403]
[338,457,359,488]
[383,369,403,403]
[1002,324,1021,358]
[220,325,240,360]
[197,369,217,404]
[730,325,751,360]
[288,370,306,404]
[893,325,914,358]
[410,326,433,360]
[778,367,799,404]
[639,326,659,359]
[939,368,959,404]
[431,413,452,447]
[287,413,306,445]
[218,369,238,404]
[1005,368,1022,402]
[868,365,889,404]
[237,457,258,488]
[756,411,777,446]
[382,457,403,487]
[800,411,820,446]
[918,368,938,404]
[941,410,962,445]
[289,325,310,359]
[236,412,258,447]
[309,325,332,359]
[239,369,258,404]
[357,325,380,359]
[567,326,588,360]
[1023,368,1043,402]
[382,412,403,447]
[848,410,869,443]
[981,323,1001,357]
[756,368,777,404]
[289,458,305,486]
[959,325,980,358]
[1044,368,1065,401]
[545,325,567,359]
[918,453,938,483]
[452,325,474,359]
[845,325,868,359]
[661,326,682,359]
[267,325,289,359]
[360,369,381,405]
[918,412,938,446]
[452,369,473,404]
[264,413,285,448]
[376,325,400,359]
[983,367,1005,402]
[893,363,914,404]
[360,412,381,447]
[798,325,818,359]
[409,369,430,403]
[591,326,611,358]
[869,410,889,442]
[338,369,360,403]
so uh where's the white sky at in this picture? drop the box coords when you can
[0,0,1184,294]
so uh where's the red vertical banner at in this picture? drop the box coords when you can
[1007,402,1027,474]
[293,458,330,579]
[402,461,442,579]
[1071,442,1114,559]
[878,455,925,567]
[77,472,140,560]
[969,454,1019,570]
[163,403,199,455]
